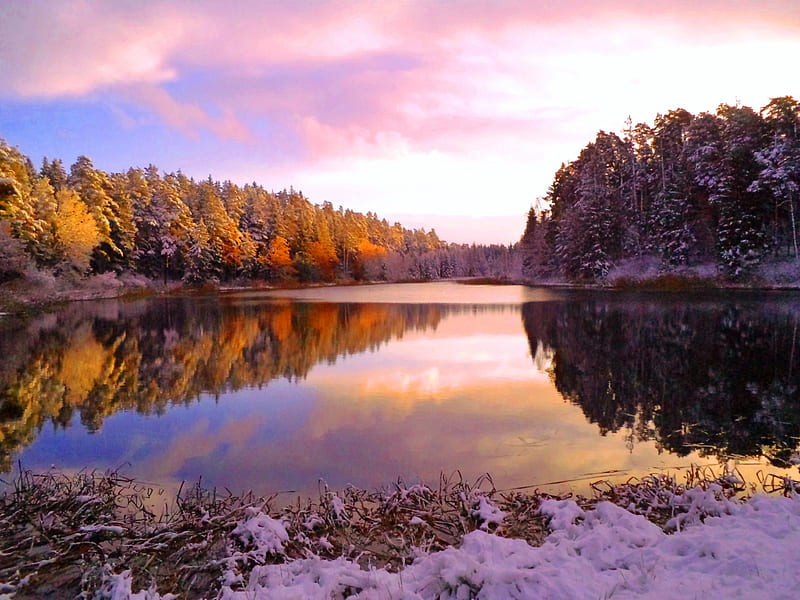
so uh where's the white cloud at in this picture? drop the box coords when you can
[0,1,186,97]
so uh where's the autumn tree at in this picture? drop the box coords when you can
[68,156,125,271]
[265,235,295,279]
[0,140,41,255]
[2,137,518,285]
[53,189,101,273]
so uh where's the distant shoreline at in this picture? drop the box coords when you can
[4,268,800,317]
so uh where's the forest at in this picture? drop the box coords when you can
[5,95,800,291]
[520,96,800,282]
[0,141,517,288]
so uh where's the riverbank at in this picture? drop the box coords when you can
[1,466,798,599]
[0,270,419,316]
[3,255,800,316]
[604,256,800,291]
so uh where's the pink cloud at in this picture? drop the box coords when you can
[0,0,186,97]
[298,115,408,160]
[3,0,800,168]
[122,84,254,143]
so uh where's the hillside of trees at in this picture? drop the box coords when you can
[0,141,518,290]
[520,96,800,282]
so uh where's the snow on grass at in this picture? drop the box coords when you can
[95,569,177,600]
[214,493,800,600]
[4,468,800,599]
[230,508,290,557]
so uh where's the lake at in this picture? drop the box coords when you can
[1,282,799,499]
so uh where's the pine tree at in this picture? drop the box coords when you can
[520,205,555,278]
[134,168,193,281]
[40,158,68,191]
[650,182,695,266]
[68,156,122,271]
[750,96,800,256]
[712,104,770,275]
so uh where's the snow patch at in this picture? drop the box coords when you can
[230,509,289,556]
[96,569,176,600]
[216,493,800,599]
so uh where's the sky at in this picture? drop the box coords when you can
[1,1,799,244]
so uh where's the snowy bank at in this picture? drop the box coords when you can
[210,492,800,600]
[2,469,799,599]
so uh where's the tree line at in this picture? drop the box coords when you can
[520,96,800,280]
[0,141,517,285]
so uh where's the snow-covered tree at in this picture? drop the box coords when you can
[68,156,123,271]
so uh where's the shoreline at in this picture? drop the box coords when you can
[4,270,800,314]
[4,251,800,315]
[1,466,798,599]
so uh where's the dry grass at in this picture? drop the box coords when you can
[1,466,797,598]
[610,273,719,291]
[588,464,751,529]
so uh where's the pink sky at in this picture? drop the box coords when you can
[2,0,799,243]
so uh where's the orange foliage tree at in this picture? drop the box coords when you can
[307,239,338,281]
[354,238,387,279]
[265,235,296,279]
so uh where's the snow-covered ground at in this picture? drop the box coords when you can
[108,488,800,600]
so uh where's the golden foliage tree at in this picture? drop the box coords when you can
[265,235,295,279]
[53,189,101,273]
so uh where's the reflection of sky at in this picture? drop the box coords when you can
[293,311,722,493]
[241,282,564,304]
[14,304,781,499]
[20,300,800,502]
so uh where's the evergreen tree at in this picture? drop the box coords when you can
[40,158,68,191]
[750,96,800,256]
[68,156,121,270]
[650,181,695,266]
[712,104,770,275]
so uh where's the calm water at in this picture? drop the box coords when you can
[1,282,799,498]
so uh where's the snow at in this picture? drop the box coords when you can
[102,490,800,600]
[95,569,176,600]
[230,508,290,557]
[472,495,507,531]
[80,524,127,535]
[329,493,347,522]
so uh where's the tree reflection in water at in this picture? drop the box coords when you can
[521,297,800,466]
[0,297,450,471]
[3,290,800,479]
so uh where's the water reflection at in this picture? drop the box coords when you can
[107,310,636,496]
[0,296,451,471]
[522,295,800,466]
[2,286,799,497]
